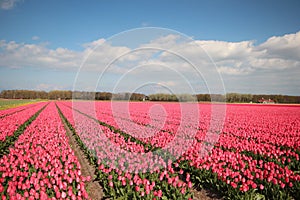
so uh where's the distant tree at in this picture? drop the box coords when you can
[130,93,145,101]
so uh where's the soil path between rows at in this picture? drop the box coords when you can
[192,188,223,200]
[60,114,104,200]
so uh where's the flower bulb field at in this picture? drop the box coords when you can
[0,101,300,200]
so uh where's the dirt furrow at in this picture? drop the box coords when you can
[59,110,104,200]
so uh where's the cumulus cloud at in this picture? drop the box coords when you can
[0,0,22,10]
[196,40,256,61]
[0,40,81,69]
[1,31,300,94]
[133,31,300,80]
[2,32,298,74]
[258,31,300,61]
[82,38,106,49]
[194,32,300,75]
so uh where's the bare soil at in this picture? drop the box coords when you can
[192,188,223,200]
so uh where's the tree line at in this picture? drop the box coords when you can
[0,90,146,101]
[0,90,300,103]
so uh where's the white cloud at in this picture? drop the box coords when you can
[81,40,134,72]
[249,58,299,70]
[191,32,300,75]
[82,38,106,49]
[196,40,257,61]
[0,40,81,69]
[0,0,22,10]
[142,34,182,50]
[258,31,300,61]
[1,31,300,94]
[1,32,299,75]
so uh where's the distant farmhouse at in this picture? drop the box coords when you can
[258,98,275,104]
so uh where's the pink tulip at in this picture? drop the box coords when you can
[109,181,114,187]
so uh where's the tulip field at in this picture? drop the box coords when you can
[0,101,300,199]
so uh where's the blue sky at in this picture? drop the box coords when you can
[0,0,300,95]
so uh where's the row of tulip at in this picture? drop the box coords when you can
[59,102,198,163]
[0,102,47,142]
[216,135,300,171]
[221,104,300,149]
[65,101,202,149]
[0,102,90,199]
[58,102,149,153]
[4,100,299,199]
[182,105,300,199]
[90,102,300,167]
[61,102,166,148]
[98,103,300,154]
[56,102,194,199]
[59,101,192,171]
[182,145,300,199]
[66,101,300,199]
[0,103,39,118]
[91,102,299,148]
